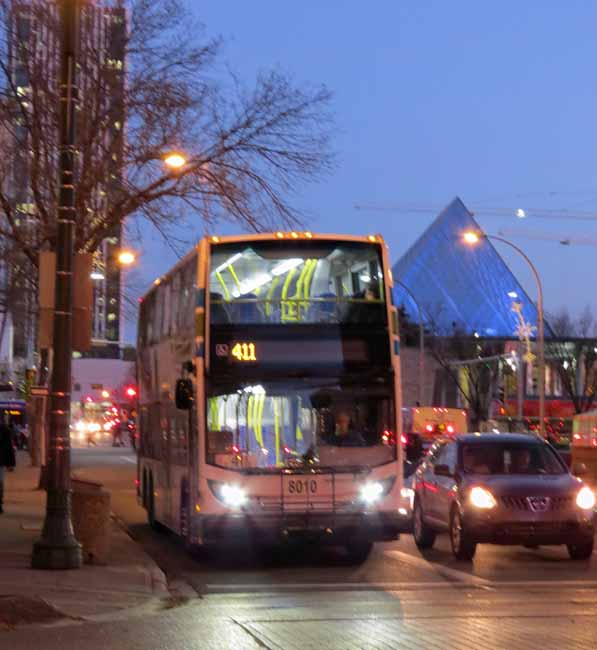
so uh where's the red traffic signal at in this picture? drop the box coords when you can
[125,386,137,398]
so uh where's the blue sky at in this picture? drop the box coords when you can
[127,1,597,340]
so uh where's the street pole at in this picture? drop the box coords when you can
[517,341,524,423]
[484,235,546,436]
[32,0,82,569]
[394,280,425,406]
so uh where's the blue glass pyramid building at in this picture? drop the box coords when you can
[392,197,545,338]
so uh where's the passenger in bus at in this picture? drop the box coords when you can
[346,283,383,324]
[328,411,366,447]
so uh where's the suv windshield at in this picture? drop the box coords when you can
[461,442,566,476]
[206,378,396,471]
[209,240,385,325]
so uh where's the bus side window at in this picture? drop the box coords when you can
[153,286,163,343]
[148,403,161,460]
[139,407,148,455]
[170,271,181,336]
[162,281,172,338]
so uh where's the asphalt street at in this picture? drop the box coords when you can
[9,444,597,649]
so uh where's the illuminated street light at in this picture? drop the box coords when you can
[117,250,136,266]
[462,229,546,435]
[462,230,481,245]
[164,152,187,169]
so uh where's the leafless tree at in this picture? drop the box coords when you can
[549,307,597,414]
[426,321,502,430]
[0,239,35,358]
[0,0,335,268]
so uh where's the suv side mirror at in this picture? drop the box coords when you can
[572,462,588,478]
[175,378,194,410]
[434,464,452,478]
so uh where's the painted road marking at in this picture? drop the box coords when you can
[120,456,137,464]
[203,582,475,593]
[203,579,597,594]
[385,550,493,587]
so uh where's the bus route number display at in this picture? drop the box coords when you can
[231,342,257,362]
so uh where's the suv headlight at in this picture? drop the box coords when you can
[359,477,396,504]
[576,486,596,510]
[470,486,497,509]
[209,480,248,508]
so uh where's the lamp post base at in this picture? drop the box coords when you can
[32,490,83,570]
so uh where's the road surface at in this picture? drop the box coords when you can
[10,445,597,649]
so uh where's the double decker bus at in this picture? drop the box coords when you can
[137,231,405,561]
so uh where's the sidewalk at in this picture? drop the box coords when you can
[0,453,169,629]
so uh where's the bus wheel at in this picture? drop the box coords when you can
[180,485,189,539]
[344,540,373,565]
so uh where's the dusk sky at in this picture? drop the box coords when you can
[128,1,597,340]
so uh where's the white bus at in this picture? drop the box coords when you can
[137,231,406,562]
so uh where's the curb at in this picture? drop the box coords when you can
[109,513,171,599]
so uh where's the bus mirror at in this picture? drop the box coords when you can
[175,379,194,410]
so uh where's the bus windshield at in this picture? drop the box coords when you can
[209,240,385,325]
[206,378,396,471]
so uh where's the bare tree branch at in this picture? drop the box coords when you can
[0,0,335,269]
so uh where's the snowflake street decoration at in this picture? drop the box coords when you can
[511,302,536,366]
[523,350,536,364]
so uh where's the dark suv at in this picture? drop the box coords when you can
[413,433,595,560]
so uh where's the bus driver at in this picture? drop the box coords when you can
[329,410,366,447]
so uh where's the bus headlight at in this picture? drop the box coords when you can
[209,480,248,508]
[360,477,395,504]
[221,484,247,508]
[576,486,596,510]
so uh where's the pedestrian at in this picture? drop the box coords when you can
[0,417,16,514]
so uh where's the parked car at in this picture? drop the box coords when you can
[413,433,595,561]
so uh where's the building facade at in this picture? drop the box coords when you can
[2,0,126,371]
[392,198,596,432]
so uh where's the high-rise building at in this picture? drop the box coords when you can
[2,0,126,369]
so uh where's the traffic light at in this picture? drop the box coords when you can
[125,386,137,398]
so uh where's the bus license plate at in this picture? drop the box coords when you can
[283,475,333,505]
[285,477,319,497]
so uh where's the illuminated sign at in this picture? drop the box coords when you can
[231,342,257,362]
[212,338,373,367]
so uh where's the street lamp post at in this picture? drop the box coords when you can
[462,231,546,436]
[394,280,426,406]
[32,0,82,569]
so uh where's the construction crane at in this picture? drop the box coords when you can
[496,228,597,247]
